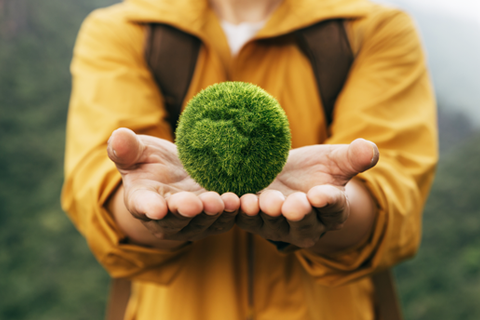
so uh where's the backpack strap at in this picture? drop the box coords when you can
[295,19,354,127]
[144,23,201,132]
[372,269,404,320]
[295,20,404,320]
[105,278,131,320]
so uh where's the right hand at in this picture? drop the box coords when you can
[107,128,240,242]
[236,139,379,249]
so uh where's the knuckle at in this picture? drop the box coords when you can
[189,216,216,229]
[299,238,316,248]
[292,222,314,233]
[158,224,178,231]
[209,220,235,233]
[152,231,167,239]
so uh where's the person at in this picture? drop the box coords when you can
[61,0,438,319]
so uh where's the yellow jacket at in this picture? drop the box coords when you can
[62,0,438,319]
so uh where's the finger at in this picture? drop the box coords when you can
[281,192,312,221]
[178,212,221,239]
[149,204,199,237]
[259,190,285,217]
[199,192,224,215]
[236,212,263,233]
[240,193,260,216]
[347,138,379,173]
[287,211,325,248]
[307,185,349,230]
[258,212,289,241]
[221,192,241,213]
[143,216,191,239]
[237,194,262,232]
[207,193,240,234]
[167,191,204,218]
[324,139,379,184]
[175,192,225,238]
[126,188,168,220]
[207,209,237,233]
[107,128,144,170]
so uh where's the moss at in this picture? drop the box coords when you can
[176,82,291,196]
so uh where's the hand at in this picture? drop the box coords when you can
[236,139,379,249]
[107,128,241,244]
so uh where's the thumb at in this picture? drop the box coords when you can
[330,138,379,183]
[107,128,145,170]
[346,138,379,176]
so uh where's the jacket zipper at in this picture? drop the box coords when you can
[246,232,255,320]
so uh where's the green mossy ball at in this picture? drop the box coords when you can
[175,82,291,196]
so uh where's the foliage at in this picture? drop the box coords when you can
[0,0,118,319]
[437,106,476,155]
[395,130,480,320]
[176,82,291,195]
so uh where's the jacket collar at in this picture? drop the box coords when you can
[123,0,374,38]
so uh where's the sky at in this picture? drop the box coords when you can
[374,0,480,126]
[376,0,480,25]
[412,0,480,24]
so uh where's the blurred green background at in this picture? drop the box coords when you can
[1,0,479,319]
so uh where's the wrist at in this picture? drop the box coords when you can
[106,184,190,251]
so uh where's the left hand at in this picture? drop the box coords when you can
[106,128,241,246]
[236,138,379,248]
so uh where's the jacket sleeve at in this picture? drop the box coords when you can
[61,8,191,284]
[295,9,438,286]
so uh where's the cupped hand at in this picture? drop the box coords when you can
[107,128,240,242]
[236,139,379,248]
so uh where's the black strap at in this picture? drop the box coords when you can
[295,19,354,127]
[144,24,201,132]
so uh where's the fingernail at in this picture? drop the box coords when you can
[369,141,379,164]
[177,210,188,217]
[145,212,156,220]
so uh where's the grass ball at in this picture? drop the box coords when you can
[175,82,291,196]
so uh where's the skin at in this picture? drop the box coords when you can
[209,0,284,24]
[106,128,379,254]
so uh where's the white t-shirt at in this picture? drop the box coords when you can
[220,20,266,56]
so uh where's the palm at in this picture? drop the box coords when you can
[118,135,205,197]
[267,143,373,196]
